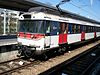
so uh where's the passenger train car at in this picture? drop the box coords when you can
[17,7,100,59]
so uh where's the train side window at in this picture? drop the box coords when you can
[68,23,72,34]
[91,26,93,32]
[72,24,74,34]
[72,24,76,34]
[83,25,86,32]
[86,26,88,33]
[97,27,98,32]
[80,25,83,32]
[59,22,66,34]
[46,21,51,33]
[93,26,95,32]
[94,27,96,32]
[90,26,92,32]
[76,25,80,33]
[65,23,68,33]
[96,27,98,32]
[92,26,93,32]
[78,25,81,33]
[51,21,59,35]
[88,26,91,33]
[99,27,100,32]
[98,27,99,32]
[76,25,79,33]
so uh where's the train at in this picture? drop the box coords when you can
[17,7,100,59]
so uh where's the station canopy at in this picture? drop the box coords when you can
[0,0,100,24]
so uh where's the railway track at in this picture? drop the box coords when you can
[40,43,100,75]
[0,58,41,75]
[0,40,100,75]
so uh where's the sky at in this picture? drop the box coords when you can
[36,0,100,22]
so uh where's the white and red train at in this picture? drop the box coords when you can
[17,7,100,58]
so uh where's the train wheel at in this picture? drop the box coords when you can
[41,53,48,61]
[58,48,62,55]
[24,50,33,58]
[62,46,66,52]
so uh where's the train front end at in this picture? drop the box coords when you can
[17,13,46,58]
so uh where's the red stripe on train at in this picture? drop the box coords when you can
[94,32,96,38]
[59,33,67,44]
[17,32,24,38]
[18,32,45,39]
[81,32,85,41]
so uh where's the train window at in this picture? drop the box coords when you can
[76,25,80,33]
[96,27,98,32]
[97,27,98,32]
[88,26,90,32]
[94,27,96,32]
[76,25,78,33]
[46,21,51,33]
[92,26,93,32]
[99,28,100,32]
[72,24,74,33]
[91,26,93,32]
[59,22,66,34]
[78,25,81,33]
[51,21,59,35]
[65,23,68,34]
[19,20,45,33]
[68,23,72,34]
[98,27,99,32]
[86,26,89,33]
[80,25,83,32]
[82,25,86,32]
[72,24,76,34]
[93,26,95,32]
[90,26,92,32]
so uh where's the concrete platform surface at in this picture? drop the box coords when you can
[0,39,17,46]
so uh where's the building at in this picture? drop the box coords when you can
[0,8,19,35]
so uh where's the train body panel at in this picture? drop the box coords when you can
[96,32,100,37]
[67,34,81,44]
[85,33,94,40]
[17,37,45,50]
[50,35,59,48]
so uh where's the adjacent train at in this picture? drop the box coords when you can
[17,7,100,59]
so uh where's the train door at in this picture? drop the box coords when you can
[81,25,85,41]
[59,23,68,44]
[45,21,51,48]
[50,21,59,47]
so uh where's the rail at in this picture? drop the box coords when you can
[0,58,41,75]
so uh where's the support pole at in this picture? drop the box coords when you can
[3,9,6,35]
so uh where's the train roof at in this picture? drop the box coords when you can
[28,6,100,25]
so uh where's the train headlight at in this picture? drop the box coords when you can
[17,33,20,37]
[31,35,34,39]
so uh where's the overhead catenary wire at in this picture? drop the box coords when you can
[69,1,100,22]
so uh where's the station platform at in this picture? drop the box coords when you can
[0,34,17,39]
[0,34,17,46]
[0,39,17,46]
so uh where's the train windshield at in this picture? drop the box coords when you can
[18,20,45,33]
